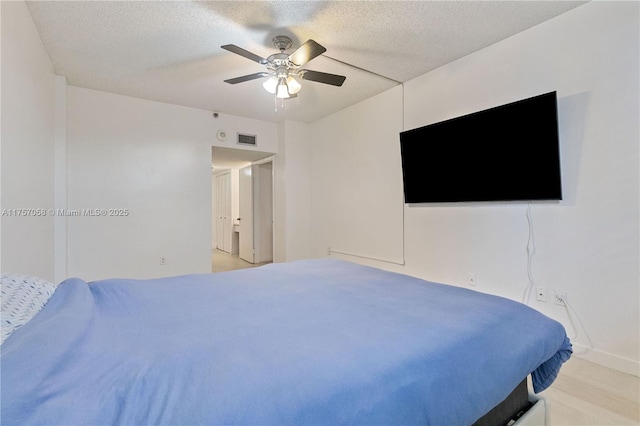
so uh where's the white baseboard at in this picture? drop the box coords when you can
[572,342,639,377]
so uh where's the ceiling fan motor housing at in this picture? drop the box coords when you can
[272,36,293,51]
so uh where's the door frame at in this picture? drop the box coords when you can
[211,150,276,267]
[251,157,274,264]
[238,164,254,263]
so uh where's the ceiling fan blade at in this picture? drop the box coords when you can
[221,44,268,65]
[287,40,326,66]
[299,70,346,87]
[224,72,270,84]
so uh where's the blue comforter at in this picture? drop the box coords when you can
[1,259,571,425]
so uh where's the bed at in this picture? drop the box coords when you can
[1,259,571,425]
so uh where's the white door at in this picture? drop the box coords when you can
[254,162,273,263]
[215,173,232,253]
[215,174,225,251]
[223,173,233,253]
[238,165,254,263]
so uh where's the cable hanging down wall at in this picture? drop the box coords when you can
[522,204,537,305]
[521,204,589,346]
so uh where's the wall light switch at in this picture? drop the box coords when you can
[536,287,547,302]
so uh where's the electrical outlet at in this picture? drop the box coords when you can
[554,289,567,306]
[160,257,166,265]
[536,287,547,302]
[467,273,476,286]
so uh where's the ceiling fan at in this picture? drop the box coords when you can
[221,36,346,104]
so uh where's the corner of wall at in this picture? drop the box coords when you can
[54,75,68,283]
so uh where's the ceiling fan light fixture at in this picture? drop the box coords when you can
[262,76,279,94]
[265,75,301,99]
[276,77,291,99]
[286,76,302,94]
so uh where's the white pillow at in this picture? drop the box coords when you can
[1,274,58,345]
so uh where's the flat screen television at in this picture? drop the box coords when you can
[399,91,562,203]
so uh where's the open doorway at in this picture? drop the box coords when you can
[212,147,274,272]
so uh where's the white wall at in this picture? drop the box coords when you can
[307,2,639,374]
[310,87,404,265]
[66,87,277,280]
[274,120,312,262]
[0,1,56,281]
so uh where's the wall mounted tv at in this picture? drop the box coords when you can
[400,91,562,204]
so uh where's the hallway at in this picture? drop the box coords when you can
[212,249,271,272]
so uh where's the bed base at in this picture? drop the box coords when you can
[472,378,546,426]
[512,396,546,426]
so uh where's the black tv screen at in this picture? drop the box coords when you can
[400,91,562,203]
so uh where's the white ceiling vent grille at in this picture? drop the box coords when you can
[237,133,257,146]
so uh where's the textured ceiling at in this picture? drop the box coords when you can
[26,1,586,125]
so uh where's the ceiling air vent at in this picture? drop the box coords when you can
[237,133,257,146]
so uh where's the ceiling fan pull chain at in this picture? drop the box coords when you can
[273,95,286,114]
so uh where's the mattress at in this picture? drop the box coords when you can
[1,259,571,425]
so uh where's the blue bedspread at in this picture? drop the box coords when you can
[1,259,571,425]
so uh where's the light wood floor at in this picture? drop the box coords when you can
[538,356,639,425]
[212,249,271,272]
[210,252,639,425]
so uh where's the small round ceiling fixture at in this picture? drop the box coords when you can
[216,130,227,141]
